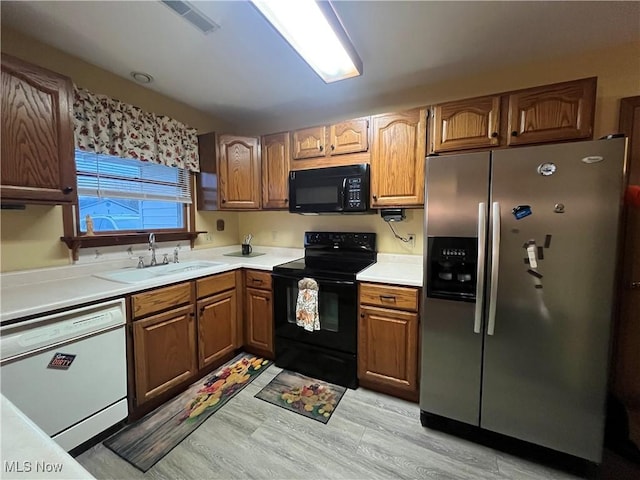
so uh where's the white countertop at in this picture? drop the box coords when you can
[1,395,94,479]
[357,253,423,287]
[1,246,423,323]
[0,245,304,323]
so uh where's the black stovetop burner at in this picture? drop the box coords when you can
[273,231,377,280]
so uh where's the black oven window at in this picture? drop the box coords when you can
[297,185,338,205]
[285,284,339,332]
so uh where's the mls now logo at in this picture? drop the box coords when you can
[4,461,63,473]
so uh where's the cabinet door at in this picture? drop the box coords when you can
[1,53,76,204]
[370,108,427,207]
[329,118,369,156]
[133,305,197,406]
[431,96,501,153]
[245,287,273,357]
[218,135,261,209]
[292,126,326,160]
[358,305,418,396]
[197,289,237,369]
[261,132,290,209]
[196,131,218,211]
[507,77,596,146]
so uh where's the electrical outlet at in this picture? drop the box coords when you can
[407,234,416,248]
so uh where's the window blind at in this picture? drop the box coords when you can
[76,150,192,204]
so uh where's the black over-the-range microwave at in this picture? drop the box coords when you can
[288,163,370,214]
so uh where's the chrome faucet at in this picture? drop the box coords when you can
[173,246,179,264]
[149,233,157,266]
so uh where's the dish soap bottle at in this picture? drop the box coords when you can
[85,214,95,236]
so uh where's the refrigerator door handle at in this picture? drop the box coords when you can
[487,201,500,336]
[474,202,487,333]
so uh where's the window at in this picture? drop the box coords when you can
[75,150,191,234]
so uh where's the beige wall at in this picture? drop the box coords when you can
[0,27,235,272]
[239,209,424,255]
[2,29,639,271]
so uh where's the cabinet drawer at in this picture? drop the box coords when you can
[245,270,272,290]
[360,283,419,312]
[196,271,236,299]
[132,282,192,319]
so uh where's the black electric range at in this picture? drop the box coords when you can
[271,232,376,389]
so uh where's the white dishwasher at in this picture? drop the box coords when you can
[1,298,128,451]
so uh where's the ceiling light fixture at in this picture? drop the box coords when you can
[250,0,362,83]
[131,72,154,84]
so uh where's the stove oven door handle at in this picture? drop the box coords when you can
[271,272,355,286]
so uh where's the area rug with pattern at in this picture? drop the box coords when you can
[103,352,270,472]
[254,370,346,424]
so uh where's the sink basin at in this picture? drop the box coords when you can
[94,260,227,284]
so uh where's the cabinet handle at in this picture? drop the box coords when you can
[331,144,335,151]
[319,145,324,152]
[284,198,288,203]
[199,307,205,314]
[360,313,365,318]
[511,131,518,137]
[491,132,498,138]
[191,312,195,317]
[380,295,396,302]
[221,198,226,204]
[62,186,74,194]
[252,278,263,284]
[373,194,377,200]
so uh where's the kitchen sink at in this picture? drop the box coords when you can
[93,260,227,284]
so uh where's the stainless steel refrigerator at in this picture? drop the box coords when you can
[419,138,628,463]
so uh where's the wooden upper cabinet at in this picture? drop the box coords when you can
[370,108,427,208]
[507,77,596,146]
[329,118,369,155]
[261,132,290,209]
[218,134,261,209]
[292,126,326,160]
[431,95,501,153]
[1,53,76,205]
[195,132,218,211]
[290,118,370,169]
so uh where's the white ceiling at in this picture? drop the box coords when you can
[2,1,639,133]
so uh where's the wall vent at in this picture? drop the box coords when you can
[161,1,220,34]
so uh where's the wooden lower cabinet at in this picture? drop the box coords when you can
[131,272,240,411]
[244,270,274,358]
[197,289,237,369]
[132,304,197,406]
[358,282,420,401]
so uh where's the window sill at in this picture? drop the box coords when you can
[61,231,205,261]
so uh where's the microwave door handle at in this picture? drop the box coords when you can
[340,177,347,211]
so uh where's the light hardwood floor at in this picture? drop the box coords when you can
[77,365,588,480]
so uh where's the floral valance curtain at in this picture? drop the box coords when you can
[73,87,200,172]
